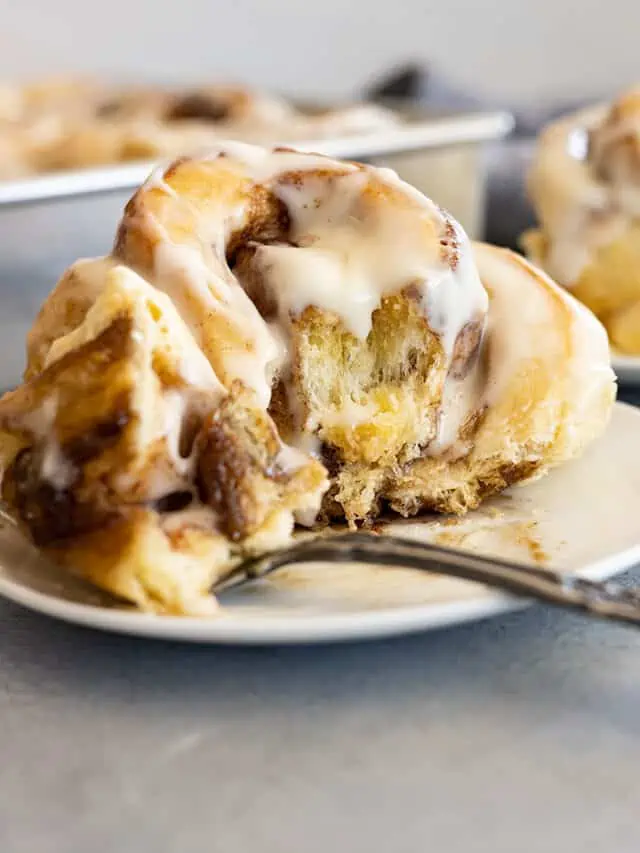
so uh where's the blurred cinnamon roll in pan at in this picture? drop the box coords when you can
[523,85,640,354]
[0,77,398,178]
[0,144,615,614]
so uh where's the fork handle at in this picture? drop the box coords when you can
[234,532,640,627]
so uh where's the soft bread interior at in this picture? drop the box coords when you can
[284,245,615,520]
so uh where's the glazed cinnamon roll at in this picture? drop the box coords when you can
[0,144,615,613]
[523,86,640,353]
[0,78,397,178]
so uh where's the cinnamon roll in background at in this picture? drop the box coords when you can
[0,77,398,178]
[0,144,615,614]
[523,86,640,354]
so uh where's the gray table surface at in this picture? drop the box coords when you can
[2,595,640,853]
[2,197,640,853]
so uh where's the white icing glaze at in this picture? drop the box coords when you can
[144,165,181,199]
[274,443,307,472]
[142,144,488,432]
[421,221,488,357]
[429,352,486,458]
[136,144,494,465]
[151,238,282,408]
[30,395,74,490]
[203,141,340,180]
[161,390,193,477]
[260,170,486,348]
[274,433,322,488]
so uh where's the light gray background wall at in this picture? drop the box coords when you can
[1,0,638,104]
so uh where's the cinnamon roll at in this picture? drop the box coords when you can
[0,78,397,178]
[0,144,615,613]
[523,86,640,353]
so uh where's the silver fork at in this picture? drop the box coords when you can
[217,531,640,627]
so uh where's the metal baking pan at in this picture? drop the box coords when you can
[0,109,512,389]
[0,110,511,206]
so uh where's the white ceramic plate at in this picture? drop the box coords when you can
[0,402,638,645]
[611,352,640,385]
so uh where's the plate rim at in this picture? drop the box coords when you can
[0,401,638,645]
